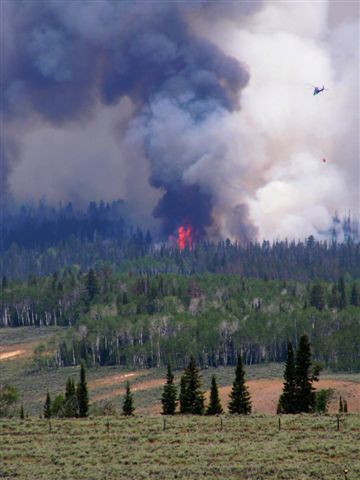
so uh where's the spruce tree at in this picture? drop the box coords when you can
[65,378,76,400]
[179,356,205,415]
[206,375,223,415]
[64,378,78,417]
[339,396,343,413]
[338,276,347,310]
[278,342,297,414]
[294,334,317,413]
[179,375,189,414]
[52,394,65,417]
[228,355,252,415]
[86,268,99,301]
[77,362,89,418]
[44,392,52,419]
[161,363,177,415]
[122,291,129,305]
[328,284,339,308]
[350,283,359,307]
[309,284,325,310]
[122,382,135,416]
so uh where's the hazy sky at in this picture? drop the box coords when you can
[2,0,359,240]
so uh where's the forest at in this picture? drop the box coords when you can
[1,269,359,372]
[1,202,359,373]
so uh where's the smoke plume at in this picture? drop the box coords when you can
[1,0,358,241]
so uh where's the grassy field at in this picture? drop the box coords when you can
[1,415,359,479]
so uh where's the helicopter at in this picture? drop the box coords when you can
[308,84,328,95]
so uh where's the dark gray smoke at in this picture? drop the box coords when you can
[1,0,261,238]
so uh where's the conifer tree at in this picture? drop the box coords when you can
[278,342,297,414]
[44,392,52,419]
[228,355,252,415]
[294,334,317,413]
[339,396,343,413]
[52,394,65,417]
[338,276,347,310]
[310,284,325,310]
[122,382,135,416]
[328,284,339,308]
[179,356,205,415]
[206,375,223,415]
[350,283,359,307]
[179,375,189,414]
[64,378,78,417]
[86,268,99,301]
[161,363,177,415]
[344,399,348,413]
[122,291,129,305]
[20,404,25,420]
[65,378,76,400]
[77,362,89,417]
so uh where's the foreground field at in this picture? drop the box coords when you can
[1,415,359,480]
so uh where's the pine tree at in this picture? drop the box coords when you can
[161,364,177,415]
[228,355,252,415]
[310,284,325,310]
[64,378,78,417]
[206,375,223,415]
[179,375,189,414]
[51,394,65,417]
[77,362,89,418]
[294,334,317,413]
[179,356,205,415]
[122,291,129,305]
[44,392,52,419]
[339,396,343,413]
[65,378,76,400]
[86,268,99,301]
[338,276,347,310]
[122,382,135,416]
[278,342,297,414]
[350,283,359,307]
[328,284,339,308]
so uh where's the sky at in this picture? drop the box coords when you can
[1,0,359,241]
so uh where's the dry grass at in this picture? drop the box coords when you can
[0,415,359,479]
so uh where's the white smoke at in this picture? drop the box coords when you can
[188,0,359,240]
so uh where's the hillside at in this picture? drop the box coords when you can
[1,272,360,372]
[1,328,360,416]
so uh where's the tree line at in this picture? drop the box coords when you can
[1,229,359,281]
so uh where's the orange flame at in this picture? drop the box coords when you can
[177,225,193,251]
